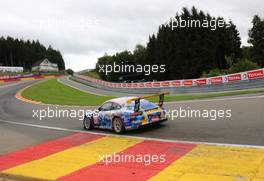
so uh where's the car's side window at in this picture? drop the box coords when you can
[100,102,113,111]
[112,103,121,110]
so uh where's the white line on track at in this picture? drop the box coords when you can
[1,119,264,149]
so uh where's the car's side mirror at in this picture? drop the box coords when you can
[98,107,102,111]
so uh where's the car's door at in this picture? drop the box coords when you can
[95,102,113,128]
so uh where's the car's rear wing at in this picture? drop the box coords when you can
[127,92,170,112]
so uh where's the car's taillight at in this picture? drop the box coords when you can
[129,111,143,116]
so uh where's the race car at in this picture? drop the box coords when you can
[83,92,169,134]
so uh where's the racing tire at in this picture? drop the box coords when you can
[113,117,125,134]
[83,116,94,130]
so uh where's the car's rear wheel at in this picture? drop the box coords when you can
[113,117,125,134]
[83,116,93,130]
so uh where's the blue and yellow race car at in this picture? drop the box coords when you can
[83,93,169,134]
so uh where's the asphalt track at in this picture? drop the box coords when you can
[1,77,264,156]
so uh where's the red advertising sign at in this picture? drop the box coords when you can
[153,82,161,87]
[228,74,242,82]
[138,82,145,88]
[145,82,152,87]
[127,83,132,88]
[211,77,223,84]
[3,78,21,82]
[0,75,22,80]
[247,69,264,79]
[122,83,127,88]
[132,83,138,88]
[162,81,170,87]
[171,80,181,87]
[183,80,193,86]
[196,79,207,86]
[0,76,9,80]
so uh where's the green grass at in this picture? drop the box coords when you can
[22,79,114,106]
[22,78,264,106]
[0,82,4,86]
[82,70,101,79]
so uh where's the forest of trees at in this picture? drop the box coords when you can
[248,15,264,67]
[95,7,263,82]
[0,37,65,71]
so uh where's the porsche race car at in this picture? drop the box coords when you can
[83,92,169,134]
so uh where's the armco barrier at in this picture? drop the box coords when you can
[72,68,264,94]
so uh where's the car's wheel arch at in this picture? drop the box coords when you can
[111,116,122,128]
[83,115,94,130]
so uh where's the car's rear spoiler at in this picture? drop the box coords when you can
[127,92,170,112]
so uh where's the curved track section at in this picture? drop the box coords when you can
[1,78,264,155]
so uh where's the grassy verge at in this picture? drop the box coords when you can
[21,78,264,106]
[82,70,101,79]
[22,79,114,106]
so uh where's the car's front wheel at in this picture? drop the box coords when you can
[113,117,125,134]
[83,116,93,130]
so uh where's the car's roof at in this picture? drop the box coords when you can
[107,96,137,106]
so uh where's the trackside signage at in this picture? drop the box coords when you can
[247,69,264,79]
[210,77,223,84]
[74,68,264,89]
[153,82,161,87]
[227,74,242,82]
[0,74,34,81]
[195,79,207,86]
[145,82,152,87]
[162,81,170,87]
[139,83,145,88]
[171,80,181,87]
[183,80,193,86]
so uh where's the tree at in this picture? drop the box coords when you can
[241,46,252,60]
[95,6,242,81]
[133,44,146,64]
[0,37,65,71]
[228,59,260,73]
[144,6,242,80]
[248,15,264,66]
[66,69,74,75]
